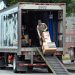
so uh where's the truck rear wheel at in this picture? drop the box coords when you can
[13,54,17,73]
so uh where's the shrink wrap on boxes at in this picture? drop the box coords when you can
[42,32,51,42]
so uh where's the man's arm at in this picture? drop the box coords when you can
[43,24,48,31]
[37,26,41,39]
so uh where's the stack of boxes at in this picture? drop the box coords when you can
[42,31,57,54]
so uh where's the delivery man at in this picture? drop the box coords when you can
[37,20,48,45]
[37,20,48,38]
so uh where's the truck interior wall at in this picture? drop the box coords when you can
[21,10,61,47]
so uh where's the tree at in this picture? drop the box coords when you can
[7,0,18,6]
[7,0,72,4]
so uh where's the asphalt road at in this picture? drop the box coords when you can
[0,69,74,75]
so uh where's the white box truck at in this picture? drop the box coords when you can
[0,2,67,74]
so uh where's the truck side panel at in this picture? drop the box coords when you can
[0,6,19,52]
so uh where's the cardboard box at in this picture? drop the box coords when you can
[42,42,57,54]
[42,31,57,54]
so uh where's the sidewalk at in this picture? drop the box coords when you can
[63,60,75,72]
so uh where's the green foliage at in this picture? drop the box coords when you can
[7,0,18,6]
[7,0,72,4]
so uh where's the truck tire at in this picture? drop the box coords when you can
[13,54,17,73]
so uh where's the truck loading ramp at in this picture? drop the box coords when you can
[36,48,69,75]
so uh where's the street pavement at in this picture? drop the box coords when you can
[0,69,74,75]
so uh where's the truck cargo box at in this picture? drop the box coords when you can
[0,2,66,53]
